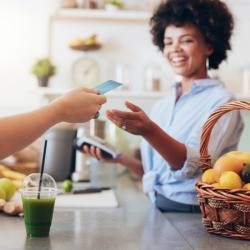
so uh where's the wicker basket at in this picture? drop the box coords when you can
[195,100,250,240]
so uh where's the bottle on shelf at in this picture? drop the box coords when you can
[144,64,162,91]
[80,0,98,9]
[115,63,131,91]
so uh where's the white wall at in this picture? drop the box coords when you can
[0,0,250,116]
[218,0,250,94]
[0,0,57,116]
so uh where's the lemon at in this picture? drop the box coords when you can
[0,178,16,200]
[243,183,250,190]
[201,169,216,184]
[62,180,73,193]
[219,171,242,189]
[211,183,220,188]
[227,151,250,164]
[0,186,6,200]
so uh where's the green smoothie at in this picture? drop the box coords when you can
[22,197,56,237]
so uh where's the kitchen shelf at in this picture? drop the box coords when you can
[33,87,250,101]
[52,9,151,22]
[33,87,167,111]
[33,87,166,99]
[33,87,250,116]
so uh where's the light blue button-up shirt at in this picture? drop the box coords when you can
[141,79,244,205]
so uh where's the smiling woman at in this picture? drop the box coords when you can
[81,0,244,213]
[162,24,214,93]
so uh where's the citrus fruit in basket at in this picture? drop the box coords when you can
[243,183,250,190]
[219,171,242,189]
[227,151,250,164]
[211,182,220,188]
[202,169,216,184]
[213,154,244,182]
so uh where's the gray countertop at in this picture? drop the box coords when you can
[1,175,250,250]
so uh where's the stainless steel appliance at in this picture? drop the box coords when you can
[40,128,77,181]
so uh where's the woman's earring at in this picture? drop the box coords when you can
[206,58,209,69]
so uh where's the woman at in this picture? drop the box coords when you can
[83,0,244,212]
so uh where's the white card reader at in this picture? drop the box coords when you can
[73,135,121,159]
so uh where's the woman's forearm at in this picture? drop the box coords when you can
[118,154,144,178]
[144,122,187,170]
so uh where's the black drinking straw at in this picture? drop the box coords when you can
[37,140,47,199]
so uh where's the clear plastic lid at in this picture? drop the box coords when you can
[20,173,58,198]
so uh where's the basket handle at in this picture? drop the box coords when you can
[200,100,250,171]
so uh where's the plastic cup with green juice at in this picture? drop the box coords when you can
[19,173,58,237]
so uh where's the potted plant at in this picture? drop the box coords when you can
[31,58,56,87]
[105,0,123,11]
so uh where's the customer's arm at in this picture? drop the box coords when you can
[0,87,106,159]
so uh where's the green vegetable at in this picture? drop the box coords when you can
[62,180,73,193]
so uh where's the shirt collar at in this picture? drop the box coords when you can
[171,78,224,93]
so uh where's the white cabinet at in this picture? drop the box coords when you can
[51,9,151,22]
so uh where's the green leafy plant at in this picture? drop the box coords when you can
[31,58,56,78]
[106,0,123,7]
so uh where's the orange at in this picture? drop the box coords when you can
[201,169,216,184]
[211,183,220,188]
[243,183,250,190]
[219,171,242,189]
[213,154,244,182]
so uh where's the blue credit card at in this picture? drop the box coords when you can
[92,80,122,95]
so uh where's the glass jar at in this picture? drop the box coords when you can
[144,65,162,91]
[115,63,131,91]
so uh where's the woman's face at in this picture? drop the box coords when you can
[163,24,213,80]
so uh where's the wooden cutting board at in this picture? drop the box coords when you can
[55,190,118,208]
[13,189,118,208]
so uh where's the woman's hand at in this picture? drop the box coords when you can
[52,87,107,123]
[105,101,154,136]
[82,145,120,163]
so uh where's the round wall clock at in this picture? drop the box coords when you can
[72,55,99,88]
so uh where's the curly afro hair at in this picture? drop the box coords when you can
[150,0,234,69]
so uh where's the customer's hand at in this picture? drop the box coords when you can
[51,87,107,123]
[105,101,153,136]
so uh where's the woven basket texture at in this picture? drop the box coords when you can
[195,100,250,240]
